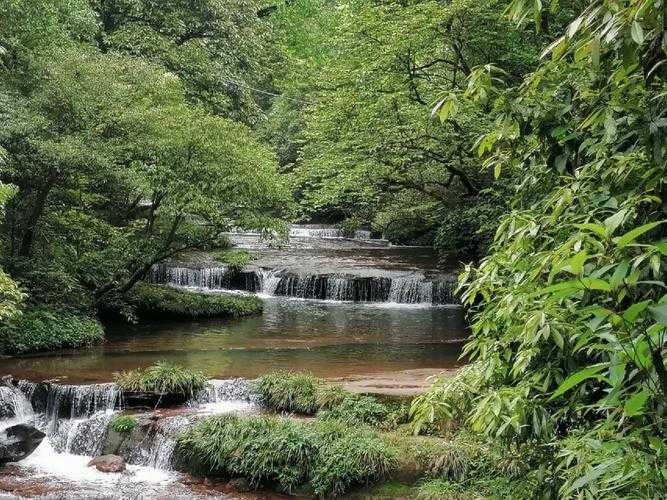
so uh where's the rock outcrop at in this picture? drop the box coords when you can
[0,424,45,464]
[87,454,126,473]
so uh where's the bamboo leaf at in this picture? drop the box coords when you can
[615,221,666,248]
[550,364,608,400]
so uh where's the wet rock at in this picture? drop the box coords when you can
[0,424,45,464]
[87,454,126,473]
[121,391,190,410]
[227,477,251,493]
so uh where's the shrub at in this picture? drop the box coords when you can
[130,283,263,320]
[318,395,389,427]
[0,306,105,355]
[254,371,324,414]
[114,361,207,396]
[110,415,137,434]
[212,249,253,272]
[175,415,398,497]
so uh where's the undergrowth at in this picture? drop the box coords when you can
[0,306,105,355]
[130,283,263,319]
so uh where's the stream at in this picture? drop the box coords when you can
[0,226,466,498]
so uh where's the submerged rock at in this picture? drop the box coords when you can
[0,423,45,464]
[87,454,126,473]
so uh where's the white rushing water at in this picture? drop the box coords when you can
[0,378,256,498]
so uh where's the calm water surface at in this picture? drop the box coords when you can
[2,298,465,383]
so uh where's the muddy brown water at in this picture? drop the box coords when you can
[2,298,465,384]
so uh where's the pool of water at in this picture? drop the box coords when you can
[2,298,465,383]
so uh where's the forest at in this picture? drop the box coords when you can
[0,0,666,498]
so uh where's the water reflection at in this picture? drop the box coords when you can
[2,298,466,383]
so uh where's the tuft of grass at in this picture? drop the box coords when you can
[114,361,207,396]
[318,395,390,427]
[130,283,263,320]
[309,420,399,497]
[110,415,137,434]
[212,249,253,271]
[175,415,398,497]
[0,306,105,355]
[254,371,324,414]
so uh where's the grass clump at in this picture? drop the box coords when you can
[114,361,207,396]
[130,283,263,320]
[0,306,104,355]
[110,415,137,434]
[212,249,253,271]
[175,415,398,497]
[254,371,325,414]
[309,420,398,497]
[255,371,405,429]
[318,395,389,427]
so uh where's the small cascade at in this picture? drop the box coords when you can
[388,277,434,304]
[50,411,115,456]
[130,416,191,470]
[189,379,256,405]
[289,225,372,240]
[150,264,457,305]
[43,382,120,421]
[150,265,232,290]
[0,385,34,422]
[259,268,284,295]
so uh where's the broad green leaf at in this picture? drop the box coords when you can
[549,364,608,399]
[610,261,629,289]
[623,390,649,417]
[650,304,667,326]
[622,301,650,322]
[615,221,666,248]
[574,222,607,238]
[564,250,588,275]
[603,209,627,235]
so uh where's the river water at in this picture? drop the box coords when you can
[0,227,466,498]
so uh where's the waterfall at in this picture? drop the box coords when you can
[289,226,372,239]
[150,264,457,305]
[0,384,34,426]
[42,382,120,421]
[388,277,434,304]
[259,268,283,295]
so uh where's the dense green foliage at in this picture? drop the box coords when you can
[129,283,263,319]
[212,249,253,272]
[114,360,207,395]
[175,415,398,497]
[410,0,667,496]
[266,0,576,253]
[0,0,290,335]
[0,307,104,354]
[110,415,137,434]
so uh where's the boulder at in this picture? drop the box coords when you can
[0,424,45,464]
[87,454,126,473]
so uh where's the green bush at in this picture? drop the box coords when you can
[212,249,253,271]
[114,361,207,396]
[0,306,105,355]
[254,371,325,414]
[130,283,263,320]
[318,395,389,427]
[175,415,398,497]
[110,415,137,434]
